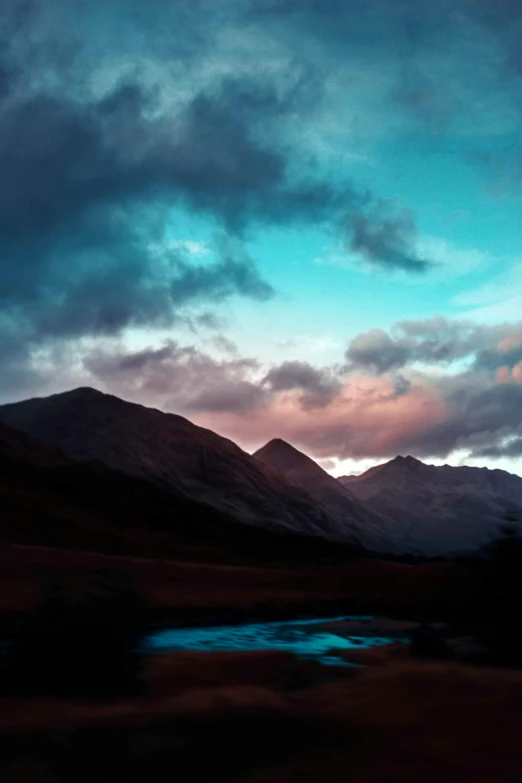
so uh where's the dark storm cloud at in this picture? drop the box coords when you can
[346,203,434,273]
[0,30,370,366]
[4,0,503,418]
[1,0,354,366]
[0,69,316,242]
[0,0,438,378]
[263,360,341,406]
[0,67,287,354]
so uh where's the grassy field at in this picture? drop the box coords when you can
[1,647,522,782]
[0,542,471,627]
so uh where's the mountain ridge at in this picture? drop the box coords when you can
[4,388,522,557]
[0,418,366,565]
[338,453,522,555]
[254,438,401,552]
[0,387,366,545]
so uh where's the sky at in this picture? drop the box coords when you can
[2,0,522,476]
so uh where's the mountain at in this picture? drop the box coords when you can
[0,420,71,467]
[255,438,347,492]
[339,455,522,556]
[0,417,247,559]
[0,419,361,566]
[253,439,398,552]
[6,388,517,557]
[0,388,365,545]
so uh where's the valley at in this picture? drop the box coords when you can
[1,388,522,783]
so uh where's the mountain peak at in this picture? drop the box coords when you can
[63,386,106,399]
[372,454,425,478]
[254,438,321,473]
[258,437,303,456]
[0,389,355,542]
[254,438,357,493]
[394,454,422,466]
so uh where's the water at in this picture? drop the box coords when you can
[142,615,406,666]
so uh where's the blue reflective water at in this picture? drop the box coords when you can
[142,615,406,666]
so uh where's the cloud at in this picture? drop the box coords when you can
[1,0,450,398]
[345,317,522,375]
[192,374,449,459]
[13,312,522,467]
[82,345,345,415]
[346,329,411,373]
[392,68,456,132]
[396,378,522,460]
[188,364,522,463]
[392,373,412,397]
[0,66,282,354]
[346,201,434,273]
[496,362,522,385]
[83,340,267,415]
[473,438,522,459]
[263,360,341,406]
[0,7,347,366]
[0,3,439,385]
[207,335,240,356]
[154,316,522,463]
[318,458,337,471]
[3,0,521,472]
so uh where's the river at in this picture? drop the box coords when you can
[142,615,408,665]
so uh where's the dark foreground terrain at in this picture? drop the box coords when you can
[2,648,522,783]
[2,420,522,781]
[0,417,472,628]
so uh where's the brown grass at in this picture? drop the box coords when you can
[2,652,522,782]
[0,542,466,623]
[144,650,333,696]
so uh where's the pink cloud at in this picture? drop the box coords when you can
[513,362,522,383]
[192,375,448,460]
[496,363,522,384]
[498,331,522,353]
[496,366,511,384]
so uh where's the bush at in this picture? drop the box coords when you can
[9,570,147,697]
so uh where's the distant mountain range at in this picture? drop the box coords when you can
[1,387,521,557]
[338,456,522,556]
